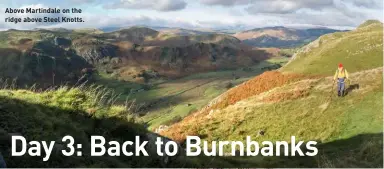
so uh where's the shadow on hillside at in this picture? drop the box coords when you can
[344,83,360,96]
[0,43,93,89]
[0,96,162,168]
[88,74,143,98]
[136,77,221,114]
[196,133,383,168]
[87,74,197,117]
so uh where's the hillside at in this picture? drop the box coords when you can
[0,26,275,87]
[0,30,91,87]
[282,20,383,74]
[161,20,383,167]
[133,57,288,130]
[156,28,213,36]
[234,26,341,48]
[0,85,196,167]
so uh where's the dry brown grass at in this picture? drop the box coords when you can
[261,89,310,102]
[161,71,315,142]
[206,71,308,111]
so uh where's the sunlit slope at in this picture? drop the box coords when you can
[281,20,383,75]
[160,20,383,167]
[162,68,383,167]
[162,68,382,140]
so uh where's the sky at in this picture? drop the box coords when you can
[0,0,383,31]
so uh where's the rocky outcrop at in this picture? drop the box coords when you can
[72,38,119,64]
[155,125,169,133]
[155,43,240,72]
[54,37,71,47]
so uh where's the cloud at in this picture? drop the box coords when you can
[345,0,383,9]
[104,0,187,11]
[0,22,6,31]
[280,10,357,27]
[244,0,333,14]
[200,0,335,10]
[0,0,381,31]
[200,0,382,17]
[240,0,382,28]
[199,0,251,6]
[69,0,96,3]
[229,9,245,16]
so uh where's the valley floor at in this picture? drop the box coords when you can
[95,57,289,130]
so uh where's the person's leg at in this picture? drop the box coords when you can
[340,78,345,96]
[337,79,342,96]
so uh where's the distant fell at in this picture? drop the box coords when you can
[234,26,341,48]
[282,20,383,75]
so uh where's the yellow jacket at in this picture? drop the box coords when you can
[334,68,349,80]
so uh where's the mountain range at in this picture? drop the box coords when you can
[0,26,275,87]
[0,25,344,87]
[234,26,343,48]
[99,25,344,48]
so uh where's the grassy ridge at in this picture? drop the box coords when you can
[0,85,162,167]
[282,21,383,75]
